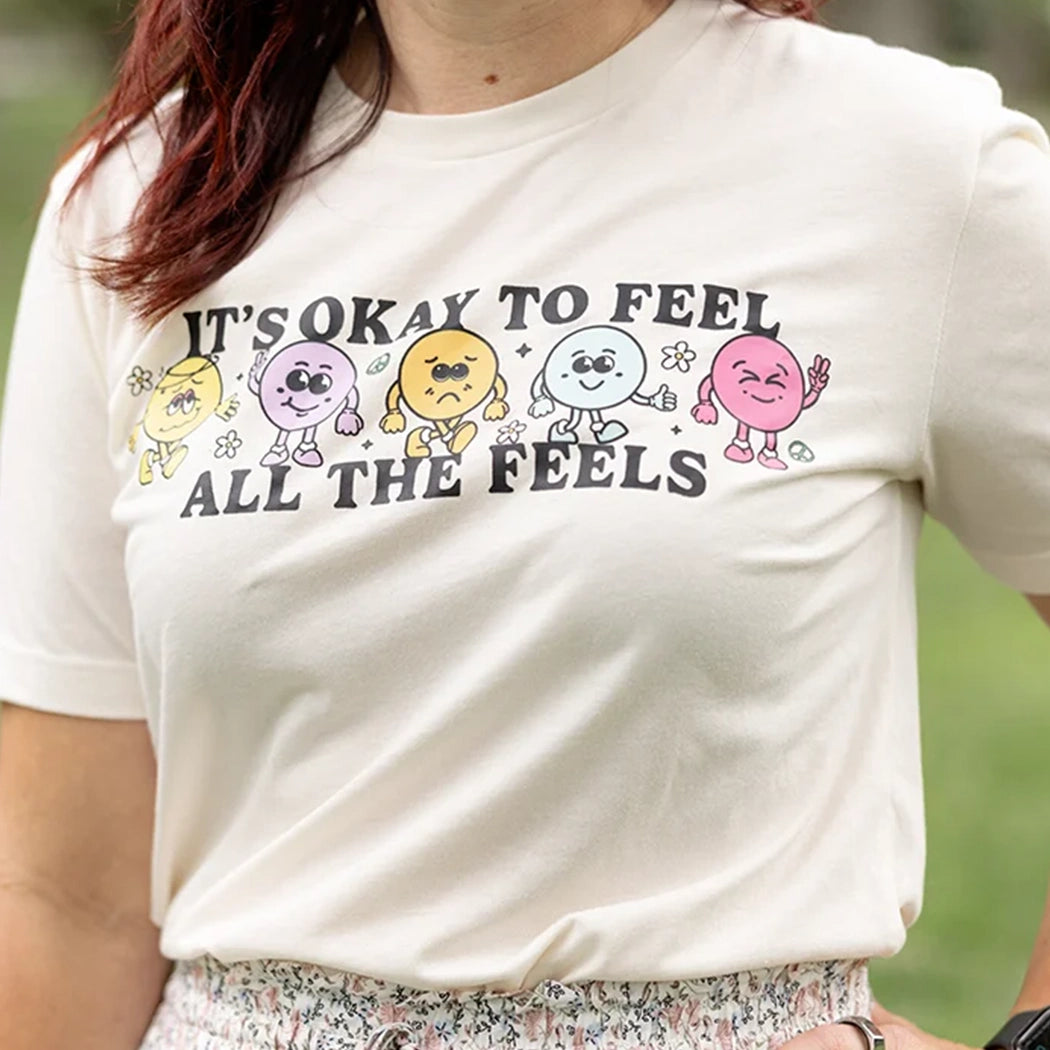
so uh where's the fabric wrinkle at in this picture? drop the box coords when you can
[362,1021,422,1050]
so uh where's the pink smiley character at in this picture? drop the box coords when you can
[690,335,830,470]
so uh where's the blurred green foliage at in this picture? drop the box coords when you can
[0,2,1049,1046]
[0,0,130,40]
[827,0,1050,95]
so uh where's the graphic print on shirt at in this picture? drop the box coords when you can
[379,329,509,457]
[150,281,832,518]
[690,335,831,471]
[660,340,697,374]
[366,353,391,376]
[248,339,364,468]
[128,350,239,485]
[527,325,677,443]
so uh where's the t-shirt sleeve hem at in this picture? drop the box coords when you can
[967,549,1050,596]
[0,642,146,720]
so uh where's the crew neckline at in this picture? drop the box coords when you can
[312,0,724,160]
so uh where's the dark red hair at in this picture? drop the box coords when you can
[66,0,823,323]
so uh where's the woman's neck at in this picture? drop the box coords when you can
[338,0,675,114]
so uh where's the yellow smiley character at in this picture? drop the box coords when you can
[379,329,509,458]
[128,354,239,485]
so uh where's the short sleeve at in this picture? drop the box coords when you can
[920,101,1050,593]
[0,162,146,719]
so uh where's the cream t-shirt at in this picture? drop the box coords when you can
[3,0,1050,992]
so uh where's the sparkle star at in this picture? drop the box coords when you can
[515,343,533,358]
[671,425,682,435]
[362,439,374,450]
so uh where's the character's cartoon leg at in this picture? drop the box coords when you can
[549,408,582,443]
[161,442,189,479]
[724,421,754,463]
[444,418,478,455]
[589,410,628,444]
[406,425,436,458]
[139,448,158,486]
[757,432,788,471]
[292,425,323,468]
[261,431,290,467]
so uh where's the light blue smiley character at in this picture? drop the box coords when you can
[527,325,676,443]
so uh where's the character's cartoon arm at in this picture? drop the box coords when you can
[691,374,718,424]
[335,385,364,436]
[483,374,509,422]
[128,421,142,452]
[528,371,555,418]
[380,380,406,433]
[631,383,676,412]
[801,355,831,410]
[216,392,240,421]
[247,350,266,396]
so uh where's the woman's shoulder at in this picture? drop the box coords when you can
[45,88,182,258]
[729,7,1014,151]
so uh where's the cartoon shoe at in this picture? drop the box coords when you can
[261,444,289,467]
[445,420,477,456]
[406,426,434,458]
[724,438,754,463]
[548,419,579,443]
[292,441,323,468]
[592,419,628,444]
[758,449,788,471]
[161,443,190,479]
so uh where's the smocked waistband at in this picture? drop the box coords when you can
[139,954,872,1050]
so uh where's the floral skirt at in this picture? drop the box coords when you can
[138,954,871,1050]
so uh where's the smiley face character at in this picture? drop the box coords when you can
[690,334,830,470]
[380,329,509,457]
[128,353,239,485]
[527,325,675,443]
[248,340,363,468]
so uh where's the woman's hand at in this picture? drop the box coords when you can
[778,1001,973,1050]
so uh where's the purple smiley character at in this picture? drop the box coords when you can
[248,340,364,468]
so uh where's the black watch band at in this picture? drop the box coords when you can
[985,1009,1049,1050]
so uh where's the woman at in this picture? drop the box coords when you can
[1,0,1049,1048]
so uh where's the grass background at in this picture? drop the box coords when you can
[2,76,1049,1046]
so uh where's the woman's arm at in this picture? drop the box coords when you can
[781,885,1050,1050]
[0,703,172,1050]
[780,594,1050,1050]
[1011,878,1050,1014]
[1002,593,1050,1014]
[1025,595,1050,629]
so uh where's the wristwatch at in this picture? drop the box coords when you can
[986,1009,1050,1050]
